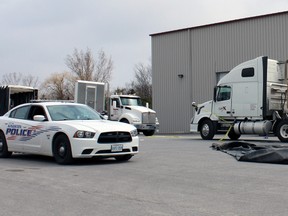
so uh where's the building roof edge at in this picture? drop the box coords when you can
[150,10,288,36]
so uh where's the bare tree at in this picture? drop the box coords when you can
[94,50,113,83]
[41,72,75,100]
[2,72,22,85]
[1,72,39,88]
[65,48,113,84]
[132,62,152,106]
[22,74,39,88]
[65,48,94,81]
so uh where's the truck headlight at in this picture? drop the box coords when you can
[130,129,138,137]
[132,117,141,123]
[73,130,95,138]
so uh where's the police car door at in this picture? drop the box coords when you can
[6,105,46,153]
[5,105,31,152]
[22,105,48,153]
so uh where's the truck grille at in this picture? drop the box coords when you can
[142,112,156,124]
[98,131,132,143]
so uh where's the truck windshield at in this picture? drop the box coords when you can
[120,97,142,106]
[216,86,231,101]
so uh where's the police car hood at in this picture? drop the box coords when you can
[61,120,136,132]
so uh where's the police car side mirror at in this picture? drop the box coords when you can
[33,115,46,121]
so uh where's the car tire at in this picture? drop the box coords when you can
[53,134,73,165]
[276,119,288,142]
[143,130,155,136]
[0,131,12,158]
[115,155,133,161]
[120,119,129,124]
[228,127,241,140]
[200,119,215,140]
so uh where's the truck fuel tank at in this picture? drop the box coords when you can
[234,121,272,135]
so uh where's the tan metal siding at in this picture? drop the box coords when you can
[152,12,288,133]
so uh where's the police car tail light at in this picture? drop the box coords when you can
[73,131,95,138]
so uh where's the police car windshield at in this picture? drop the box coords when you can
[47,104,102,121]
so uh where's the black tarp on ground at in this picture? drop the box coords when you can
[211,141,288,164]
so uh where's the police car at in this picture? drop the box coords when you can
[0,102,139,164]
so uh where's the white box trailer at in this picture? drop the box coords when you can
[0,85,38,116]
[74,80,105,113]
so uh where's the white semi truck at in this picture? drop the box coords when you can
[75,80,159,136]
[109,94,159,136]
[190,56,288,142]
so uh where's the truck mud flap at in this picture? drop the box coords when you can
[211,141,288,164]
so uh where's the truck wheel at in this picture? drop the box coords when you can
[276,120,288,142]
[120,119,129,124]
[200,119,215,140]
[143,130,155,136]
[0,131,12,158]
[228,127,241,140]
[53,134,73,165]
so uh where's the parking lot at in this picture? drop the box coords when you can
[1,134,288,216]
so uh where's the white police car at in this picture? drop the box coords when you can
[0,102,139,164]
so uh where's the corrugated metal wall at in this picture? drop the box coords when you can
[152,31,191,133]
[151,11,288,133]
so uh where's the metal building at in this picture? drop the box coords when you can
[150,11,288,134]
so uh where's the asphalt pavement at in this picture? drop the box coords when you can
[0,134,287,216]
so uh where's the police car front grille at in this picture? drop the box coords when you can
[98,131,132,143]
[96,149,131,154]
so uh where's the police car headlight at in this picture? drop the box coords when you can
[130,129,138,137]
[73,130,95,138]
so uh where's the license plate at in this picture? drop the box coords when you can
[111,144,123,152]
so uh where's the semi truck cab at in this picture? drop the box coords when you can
[109,95,159,136]
[191,56,288,142]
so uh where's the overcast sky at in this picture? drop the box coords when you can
[1,0,288,89]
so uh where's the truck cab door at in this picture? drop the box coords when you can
[213,85,233,118]
[110,98,122,121]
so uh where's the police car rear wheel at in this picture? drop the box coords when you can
[53,134,73,165]
[0,131,12,158]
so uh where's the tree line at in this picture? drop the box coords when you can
[1,48,152,106]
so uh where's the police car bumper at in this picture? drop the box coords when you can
[70,136,139,158]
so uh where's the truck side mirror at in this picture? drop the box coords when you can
[213,86,217,102]
[112,101,117,109]
[192,102,198,111]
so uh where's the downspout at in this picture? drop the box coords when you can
[286,59,288,109]
[188,28,193,133]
